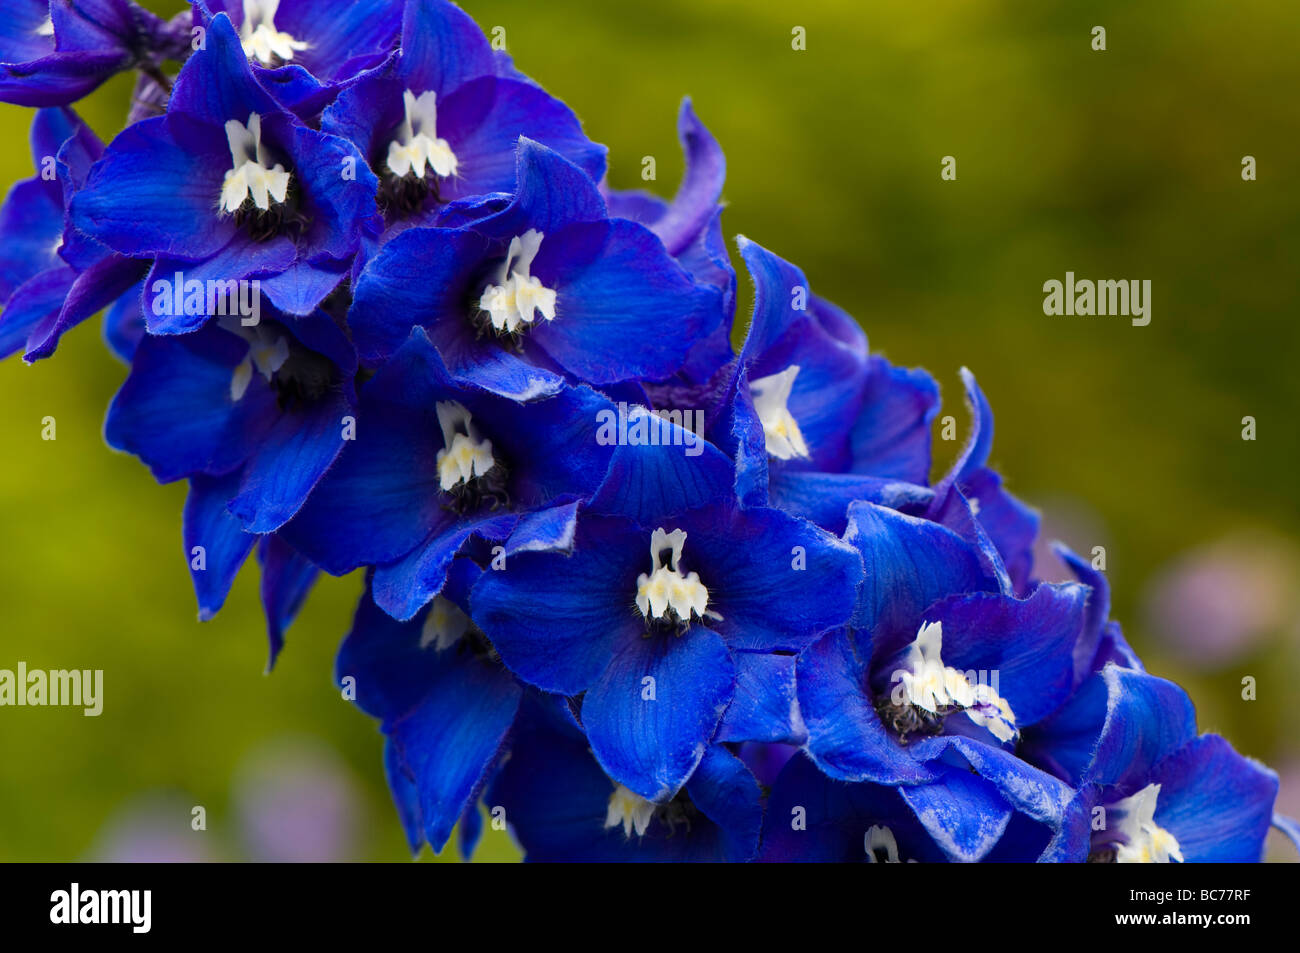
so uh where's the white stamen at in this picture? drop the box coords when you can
[420,596,471,652]
[894,621,1018,743]
[1111,784,1184,864]
[605,784,656,838]
[865,825,905,862]
[240,0,308,66]
[749,365,810,460]
[478,230,557,334]
[635,527,710,624]
[221,113,291,215]
[435,401,497,491]
[386,89,459,180]
[229,325,290,401]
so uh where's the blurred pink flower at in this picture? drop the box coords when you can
[1142,533,1300,669]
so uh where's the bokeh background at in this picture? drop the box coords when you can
[2,0,1297,861]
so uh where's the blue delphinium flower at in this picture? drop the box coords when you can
[0,0,187,107]
[321,0,605,241]
[795,500,1087,860]
[193,0,404,116]
[338,559,523,857]
[721,238,940,531]
[0,106,148,362]
[346,139,724,400]
[280,325,617,621]
[105,305,357,616]
[471,438,863,804]
[1028,664,1280,862]
[0,0,1292,865]
[70,12,381,319]
[489,697,764,862]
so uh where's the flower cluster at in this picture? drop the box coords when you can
[2,0,1295,862]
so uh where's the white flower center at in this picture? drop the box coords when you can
[635,528,710,624]
[420,596,471,652]
[605,784,656,838]
[37,17,54,37]
[1110,784,1184,864]
[749,365,811,460]
[240,0,308,66]
[220,113,291,215]
[386,89,459,180]
[893,621,1018,743]
[478,230,557,335]
[435,401,497,492]
[228,324,290,401]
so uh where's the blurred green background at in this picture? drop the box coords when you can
[2,0,1298,861]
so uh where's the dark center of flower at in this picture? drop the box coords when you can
[271,347,337,411]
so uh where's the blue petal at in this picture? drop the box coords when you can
[0,266,73,360]
[587,411,734,524]
[183,471,258,620]
[736,238,870,474]
[258,257,349,317]
[682,744,763,862]
[529,218,717,384]
[650,99,725,257]
[504,500,580,557]
[142,238,297,335]
[917,583,1088,726]
[909,735,1077,833]
[797,628,935,784]
[256,535,318,671]
[71,114,234,259]
[850,356,941,484]
[395,0,494,95]
[348,225,492,364]
[278,329,461,572]
[1024,665,1197,789]
[768,468,933,536]
[457,800,484,861]
[1146,734,1277,862]
[1272,813,1300,855]
[437,76,606,201]
[336,585,446,723]
[167,13,279,133]
[272,0,402,84]
[898,766,1013,863]
[104,325,277,482]
[0,178,64,303]
[371,511,516,621]
[925,484,1014,595]
[0,2,58,64]
[0,51,126,108]
[716,651,805,745]
[228,387,350,532]
[843,499,996,657]
[1052,541,1112,683]
[24,253,146,361]
[470,513,646,695]
[581,624,735,802]
[467,137,607,238]
[387,648,522,853]
[960,467,1039,594]
[944,366,995,484]
[490,705,746,862]
[383,736,425,857]
[676,504,863,652]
